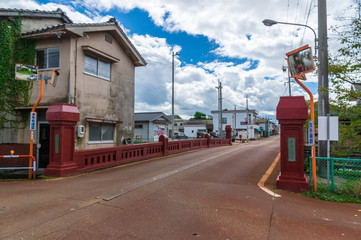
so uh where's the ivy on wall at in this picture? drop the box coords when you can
[0,15,36,129]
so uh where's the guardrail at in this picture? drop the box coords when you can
[74,135,231,175]
[75,142,163,172]
[0,154,36,179]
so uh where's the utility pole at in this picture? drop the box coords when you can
[216,80,223,137]
[234,105,237,138]
[318,0,329,157]
[246,95,249,142]
[171,51,179,139]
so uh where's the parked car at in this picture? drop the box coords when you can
[209,132,218,138]
[175,132,188,139]
[27,74,37,80]
[197,132,206,138]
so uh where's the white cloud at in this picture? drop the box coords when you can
[1,0,356,121]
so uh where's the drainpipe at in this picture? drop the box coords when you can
[73,37,78,105]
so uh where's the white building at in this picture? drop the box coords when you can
[183,119,212,138]
[134,112,171,142]
[211,110,261,140]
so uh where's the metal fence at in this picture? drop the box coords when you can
[309,157,361,191]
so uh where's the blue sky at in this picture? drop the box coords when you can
[3,0,357,120]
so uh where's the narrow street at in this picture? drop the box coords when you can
[0,136,360,240]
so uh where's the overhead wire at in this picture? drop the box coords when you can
[282,0,291,69]
[300,0,314,46]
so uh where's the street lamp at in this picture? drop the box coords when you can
[262,19,318,55]
[172,51,179,138]
[263,18,330,158]
[264,18,319,97]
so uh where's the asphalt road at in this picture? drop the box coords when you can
[0,136,360,240]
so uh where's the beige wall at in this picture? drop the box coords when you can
[30,38,71,105]
[75,31,135,149]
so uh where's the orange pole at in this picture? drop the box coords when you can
[293,76,317,192]
[29,78,44,179]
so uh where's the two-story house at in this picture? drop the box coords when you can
[0,8,146,169]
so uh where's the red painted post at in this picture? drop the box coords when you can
[225,125,232,145]
[204,134,210,147]
[276,96,309,192]
[159,135,168,156]
[45,104,80,177]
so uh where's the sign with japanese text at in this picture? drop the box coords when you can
[309,120,314,145]
[30,112,37,131]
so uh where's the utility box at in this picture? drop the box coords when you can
[276,96,309,192]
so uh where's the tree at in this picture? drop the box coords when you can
[328,15,361,157]
[0,15,36,129]
[193,111,207,120]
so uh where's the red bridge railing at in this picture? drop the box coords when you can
[74,135,231,174]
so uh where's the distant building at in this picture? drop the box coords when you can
[166,115,186,136]
[134,112,171,141]
[211,110,261,140]
[257,118,278,137]
[183,119,213,138]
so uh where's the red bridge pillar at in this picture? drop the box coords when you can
[45,104,79,177]
[225,125,232,140]
[276,96,309,192]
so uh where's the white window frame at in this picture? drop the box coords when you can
[88,122,115,144]
[84,54,111,81]
[36,47,60,70]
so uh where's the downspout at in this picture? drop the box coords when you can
[67,71,71,104]
[74,37,78,105]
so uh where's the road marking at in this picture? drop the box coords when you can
[258,152,281,198]
[97,147,242,201]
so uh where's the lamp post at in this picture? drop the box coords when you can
[263,18,330,158]
[172,51,179,138]
[262,19,318,55]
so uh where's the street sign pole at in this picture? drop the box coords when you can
[28,74,44,179]
[293,76,317,192]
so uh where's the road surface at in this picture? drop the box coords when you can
[0,136,360,239]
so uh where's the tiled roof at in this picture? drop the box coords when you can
[21,22,116,36]
[21,19,147,67]
[0,8,73,23]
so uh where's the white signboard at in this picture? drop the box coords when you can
[318,116,339,141]
[30,112,37,131]
[309,121,314,145]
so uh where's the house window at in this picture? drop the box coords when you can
[135,124,143,128]
[36,48,60,70]
[84,55,111,80]
[222,118,227,124]
[89,122,114,143]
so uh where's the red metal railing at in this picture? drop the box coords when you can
[0,154,36,179]
[74,137,231,175]
[75,142,163,172]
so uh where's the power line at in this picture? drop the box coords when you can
[301,0,315,46]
